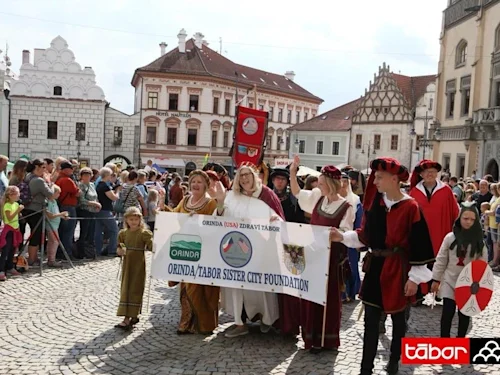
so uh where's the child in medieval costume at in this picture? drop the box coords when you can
[115,207,153,330]
[431,203,488,338]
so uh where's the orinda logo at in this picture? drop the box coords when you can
[402,338,470,365]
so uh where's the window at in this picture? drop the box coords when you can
[278,108,283,122]
[268,106,274,121]
[277,135,283,147]
[446,80,456,118]
[187,129,197,146]
[456,40,467,67]
[429,98,434,111]
[225,99,231,115]
[298,140,305,154]
[18,120,28,138]
[415,135,423,151]
[168,94,179,110]
[495,24,500,51]
[355,134,362,149]
[53,86,62,96]
[375,108,380,115]
[114,126,123,146]
[189,95,199,111]
[287,110,292,123]
[495,81,500,107]
[332,141,340,155]
[76,122,86,141]
[390,135,398,150]
[213,97,219,114]
[316,141,323,155]
[146,127,157,144]
[374,134,381,150]
[47,121,58,140]
[460,76,471,116]
[223,131,229,148]
[296,111,300,123]
[267,136,272,149]
[167,128,177,145]
[304,112,308,121]
[148,92,158,109]
[259,104,264,111]
[211,130,218,147]
[248,102,253,109]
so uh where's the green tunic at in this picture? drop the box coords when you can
[117,228,153,318]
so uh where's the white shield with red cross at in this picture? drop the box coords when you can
[455,260,494,317]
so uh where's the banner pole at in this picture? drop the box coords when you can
[321,243,333,347]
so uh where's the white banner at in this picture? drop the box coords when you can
[151,212,331,305]
[274,158,293,168]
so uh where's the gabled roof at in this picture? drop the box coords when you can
[288,98,362,132]
[391,73,436,108]
[133,39,322,103]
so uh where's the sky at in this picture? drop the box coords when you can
[1,0,447,114]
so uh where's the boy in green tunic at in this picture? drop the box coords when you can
[115,207,153,329]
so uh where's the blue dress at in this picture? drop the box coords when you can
[343,202,363,300]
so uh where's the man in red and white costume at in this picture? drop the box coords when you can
[330,157,435,375]
[409,159,459,297]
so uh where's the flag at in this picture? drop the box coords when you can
[223,237,233,252]
[203,153,209,165]
[238,238,249,254]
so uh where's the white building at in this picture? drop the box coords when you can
[0,49,16,157]
[9,36,138,168]
[131,29,322,174]
[287,99,358,171]
[349,63,435,171]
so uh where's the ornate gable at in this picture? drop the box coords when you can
[352,62,412,124]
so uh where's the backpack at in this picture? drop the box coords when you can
[18,175,35,207]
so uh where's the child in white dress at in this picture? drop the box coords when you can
[431,202,488,337]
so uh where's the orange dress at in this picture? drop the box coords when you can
[172,196,219,334]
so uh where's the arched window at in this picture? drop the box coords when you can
[456,40,467,67]
[53,86,62,96]
[495,24,500,52]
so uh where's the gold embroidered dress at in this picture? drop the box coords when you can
[173,196,219,334]
[117,228,153,318]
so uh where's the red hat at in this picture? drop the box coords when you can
[320,165,342,180]
[363,157,410,211]
[205,170,219,181]
[410,159,442,189]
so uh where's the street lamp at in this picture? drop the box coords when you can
[67,134,90,163]
[410,110,433,160]
[361,141,376,173]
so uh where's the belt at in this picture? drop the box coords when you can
[371,249,400,257]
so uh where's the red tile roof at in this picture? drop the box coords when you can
[391,73,436,108]
[133,39,322,103]
[288,98,362,132]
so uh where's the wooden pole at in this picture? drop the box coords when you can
[321,244,333,347]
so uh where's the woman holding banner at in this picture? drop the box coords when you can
[289,155,355,354]
[214,162,285,338]
[171,170,219,334]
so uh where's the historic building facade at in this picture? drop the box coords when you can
[348,63,435,172]
[9,36,138,167]
[432,0,500,179]
[131,29,322,175]
[287,99,357,171]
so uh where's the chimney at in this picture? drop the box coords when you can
[284,71,296,81]
[22,50,30,65]
[194,32,204,49]
[178,28,187,53]
[159,42,167,56]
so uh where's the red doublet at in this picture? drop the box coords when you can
[357,195,435,313]
[409,183,459,256]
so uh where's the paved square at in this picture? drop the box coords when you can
[0,257,499,374]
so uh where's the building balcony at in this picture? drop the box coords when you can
[444,0,479,29]
[471,107,500,125]
[139,143,289,157]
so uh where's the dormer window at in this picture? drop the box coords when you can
[53,86,62,96]
[456,40,467,67]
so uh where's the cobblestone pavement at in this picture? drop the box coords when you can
[1,256,499,375]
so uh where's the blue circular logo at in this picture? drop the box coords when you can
[220,231,252,268]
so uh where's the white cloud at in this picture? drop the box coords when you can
[1,0,448,113]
